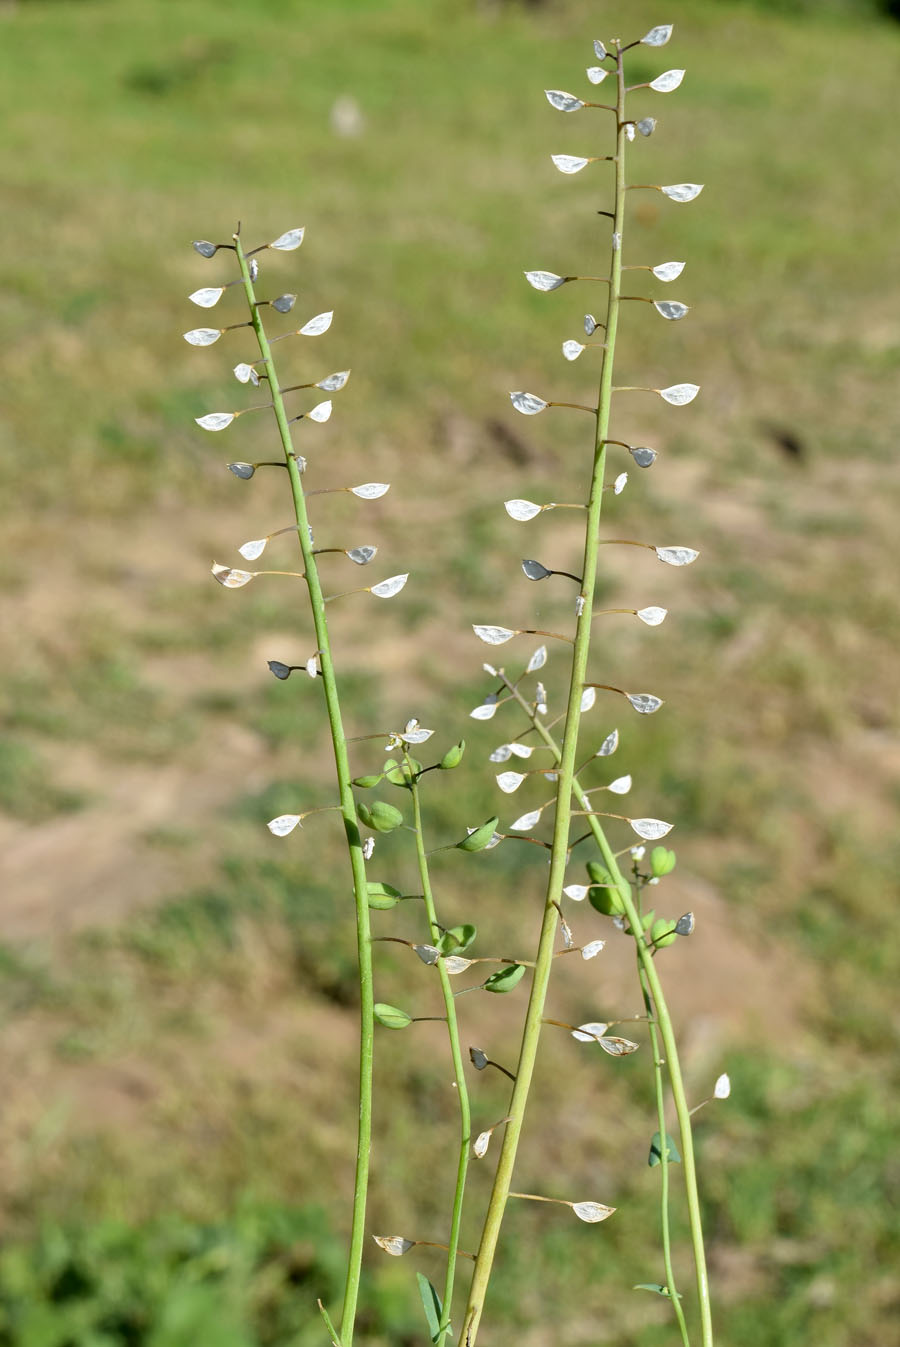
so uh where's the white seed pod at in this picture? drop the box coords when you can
[373,1235,413,1257]
[249,258,259,281]
[626,693,663,714]
[473,625,516,645]
[629,817,674,841]
[659,382,700,405]
[183,328,222,346]
[637,117,657,137]
[363,836,375,859]
[413,944,440,965]
[564,884,589,901]
[347,545,377,565]
[233,363,257,384]
[582,939,605,960]
[489,745,512,763]
[189,286,224,308]
[593,39,607,59]
[270,227,305,251]
[211,562,255,588]
[473,1131,492,1159]
[652,260,685,282]
[625,122,636,142]
[637,606,667,626]
[306,399,333,423]
[649,69,685,93]
[600,1036,640,1056]
[267,813,302,837]
[238,538,267,561]
[300,310,333,336]
[482,665,498,676]
[470,702,499,721]
[714,1073,731,1100]
[496,771,526,794]
[573,1206,614,1228]
[317,369,351,391]
[630,446,658,468]
[509,808,542,832]
[545,89,584,112]
[584,314,598,336]
[612,232,621,250]
[510,391,548,416]
[370,573,409,598]
[661,183,704,203]
[524,270,566,292]
[571,1022,608,1043]
[535,681,548,714]
[614,472,628,494]
[631,845,646,861]
[654,299,689,321]
[607,774,632,795]
[196,411,235,431]
[597,728,619,756]
[586,66,608,85]
[552,154,590,174]
[655,545,698,566]
[580,686,596,713]
[562,339,585,361]
[508,743,534,759]
[351,482,390,499]
[305,656,318,678]
[642,23,673,46]
[443,955,473,975]
[505,498,543,522]
[527,645,548,673]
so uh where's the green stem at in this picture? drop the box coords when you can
[234,234,373,1347]
[408,759,472,1345]
[502,677,712,1345]
[638,953,691,1346]
[462,44,629,1346]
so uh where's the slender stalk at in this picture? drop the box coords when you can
[500,675,712,1345]
[407,757,472,1346]
[462,45,629,1345]
[233,234,373,1347]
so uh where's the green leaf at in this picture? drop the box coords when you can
[366,880,402,910]
[456,817,499,852]
[484,963,526,994]
[352,773,384,789]
[437,923,477,955]
[633,1283,682,1299]
[439,739,466,770]
[416,1272,443,1344]
[374,1003,412,1030]
[650,917,678,948]
[358,799,405,833]
[648,1131,682,1167]
[650,846,677,877]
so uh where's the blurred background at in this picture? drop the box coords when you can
[1,0,898,1343]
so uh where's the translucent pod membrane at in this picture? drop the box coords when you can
[300,311,333,335]
[522,559,552,581]
[184,328,222,347]
[655,545,698,566]
[351,482,390,499]
[227,462,256,479]
[473,625,516,645]
[271,293,296,314]
[239,538,267,561]
[581,686,596,712]
[189,287,224,308]
[267,813,302,837]
[551,154,590,174]
[211,562,255,588]
[613,473,628,494]
[597,729,619,756]
[653,260,685,282]
[636,117,657,137]
[234,363,260,386]
[505,498,542,521]
[606,775,632,795]
[544,89,584,112]
[563,340,585,361]
[636,607,667,626]
[525,270,566,292]
[593,38,607,59]
[372,1235,414,1258]
[347,546,377,566]
[571,1021,608,1043]
[661,183,704,203]
[306,400,333,423]
[649,69,685,93]
[714,1073,731,1099]
[584,314,598,335]
[642,23,673,45]
[629,817,674,841]
[527,645,547,672]
[470,700,499,721]
[193,240,218,258]
[563,884,589,901]
[496,771,525,794]
[586,67,608,85]
[196,412,235,431]
[269,226,305,251]
[370,573,408,598]
[659,383,700,405]
[582,939,605,960]
[509,808,542,832]
[489,743,533,764]
[511,391,548,416]
[630,446,657,468]
[626,692,663,714]
[317,369,351,391]
[654,300,689,320]
[675,912,695,936]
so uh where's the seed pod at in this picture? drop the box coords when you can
[545,90,585,112]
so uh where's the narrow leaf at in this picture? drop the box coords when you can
[417,1274,443,1344]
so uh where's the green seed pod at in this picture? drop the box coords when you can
[437,923,477,955]
[651,917,678,948]
[484,963,526,994]
[352,773,384,789]
[650,846,677,878]
[439,739,466,770]
[383,758,422,786]
[366,881,402,910]
[374,1003,412,1030]
[587,861,629,915]
[358,799,405,833]
[456,817,499,852]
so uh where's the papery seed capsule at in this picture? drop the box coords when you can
[184,328,222,346]
[351,482,390,499]
[317,369,351,391]
[196,412,235,431]
[586,67,608,85]
[228,462,256,479]
[527,645,547,672]
[714,1072,731,1099]
[626,693,663,714]
[505,498,542,521]
[473,625,516,645]
[675,912,695,936]
[584,314,598,336]
[239,538,267,561]
[630,446,658,468]
[652,260,685,282]
[511,392,548,416]
[267,813,302,837]
[655,545,698,566]
[496,771,525,794]
[473,1130,492,1158]
[524,270,566,292]
[370,573,408,598]
[233,363,254,384]
[192,240,218,258]
[270,227,305,251]
[593,39,607,59]
[637,117,657,137]
[306,399,333,423]
[562,339,585,361]
[470,702,499,721]
[629,817,674,841]
[489,745,512,763]
[545,89,585,112]
[654,300,689,320]
[642,23,674,46]
[649,69,685,93]
[347,546,377,565]
[580,686,596,712]
[597,729,619,756]
[614,473,628,494]
[572,1022,608,1043]
[582,939,605,959]
[661,183,704,203]
[552,154,590,174]
[211,562,255,588]
[659,383,700,405]
[372,1235,414,1257]
[607,775,632,795]
[564,884,589,901]
[509,808,542,832]
[300,310,333,335]
[249,258,259,281]
[470,1048,489,1070]
[189,287,225,308]
[637,606,667,626]
[267,660,292,680]
[522,559,552,581]
[271,293,297,313]
[600,1036,639,1056]
[625,123,636,142]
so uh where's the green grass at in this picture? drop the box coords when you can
[1,0,899,1341]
